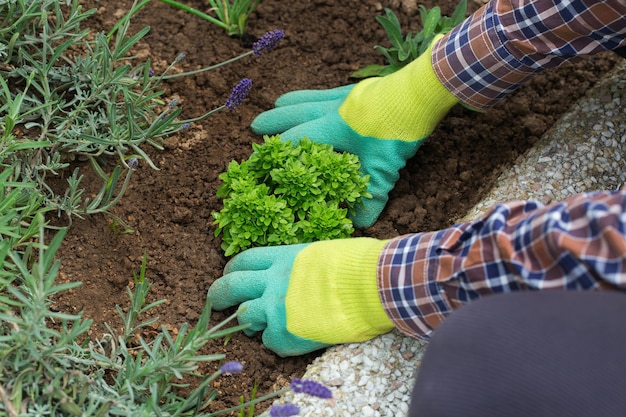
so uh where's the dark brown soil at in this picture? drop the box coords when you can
[50,0,620,414]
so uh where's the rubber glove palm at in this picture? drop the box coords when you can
[207,238,393,357]
[251,38,458,228]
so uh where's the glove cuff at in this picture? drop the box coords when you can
[339,35,459,141]
[286,238,394,344]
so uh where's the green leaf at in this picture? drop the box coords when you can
[451,0,468,26]
[421,6,441,38]
[353,0,467,78]
[376,9,403,49]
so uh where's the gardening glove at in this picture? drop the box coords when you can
[251,37,459,228]
[207,238,394,357]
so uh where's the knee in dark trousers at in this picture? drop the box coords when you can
[409,291,626,417]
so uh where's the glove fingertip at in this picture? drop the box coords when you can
[250,114,276,135]
[206,286,229,311]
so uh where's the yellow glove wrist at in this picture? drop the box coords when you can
[339,36,458,141]
[285,238,393,344]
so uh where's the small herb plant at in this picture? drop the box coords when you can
[213,136,372,256]
[351,0,467,78]
[158,0,263,38]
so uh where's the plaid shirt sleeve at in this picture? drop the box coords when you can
[377,191,626,340]
[432,0,626,109]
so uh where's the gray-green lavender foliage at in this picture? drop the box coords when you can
[0,0,243,226]
[2,0,162,224]
[0,170,276,415]
[0,213,264,415]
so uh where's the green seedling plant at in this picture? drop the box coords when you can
[351,0,467,78]
[158,0,263,37]
[0,0,282,227]
[237,381,258,417]
[213,135,372,256]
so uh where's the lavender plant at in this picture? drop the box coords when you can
[157,0,263,38]
[351,0,467,78]
[0,217,331,415]
[0,0,282,226]
[213,136,371,256]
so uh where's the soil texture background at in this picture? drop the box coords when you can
[50,0,620,413]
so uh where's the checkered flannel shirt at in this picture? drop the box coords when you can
[432,0,626,109]
[378,191,626,339]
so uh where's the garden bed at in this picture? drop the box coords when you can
[50,0,620,413]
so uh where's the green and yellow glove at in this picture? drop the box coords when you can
[251,38,459,228]
[207,238,394,357]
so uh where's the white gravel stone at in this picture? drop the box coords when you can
[261,61,626,417]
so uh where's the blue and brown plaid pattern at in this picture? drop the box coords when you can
[432,0,626,109]
[378,191,626,339]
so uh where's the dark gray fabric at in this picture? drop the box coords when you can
[409,291,626,417]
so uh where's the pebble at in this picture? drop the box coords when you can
[362,405,376,416]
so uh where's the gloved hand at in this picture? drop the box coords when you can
[207,238,394,357]
[251,37,459,228]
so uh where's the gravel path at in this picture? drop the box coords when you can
[264,60,626,417]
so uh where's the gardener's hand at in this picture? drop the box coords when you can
[251,37,459,228]
[207,238,394,357]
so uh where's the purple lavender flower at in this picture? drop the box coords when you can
[168,98,179,109]
[179,123,191,131]
[174,52,187,63]
[148,68,155,77]
[127,158,139,169]
[225,78,252,110]
[253,30,285,56]
[290,378,332,399]
[219,361,243,374]
[269,403,300,417]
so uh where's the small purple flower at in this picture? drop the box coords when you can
[168,98,179,109]
[174,52,187,63]
[219,361,244,374]
[179,123,191,131]
[290,378,332,399]
[225,78,252,110]
[127,158,139,169]
[148,68,155,77]
[269,403,300,417]
[253,30,285,56]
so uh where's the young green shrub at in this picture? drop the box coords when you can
[213,135,372,256]
[351,0,467,78]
